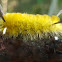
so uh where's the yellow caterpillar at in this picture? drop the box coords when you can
[0,10,62,40]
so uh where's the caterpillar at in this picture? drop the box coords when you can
[0,7,62,40]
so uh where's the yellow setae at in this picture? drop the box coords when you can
[0,13,62,39]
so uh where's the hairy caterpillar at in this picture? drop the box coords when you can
[0,7,62,40]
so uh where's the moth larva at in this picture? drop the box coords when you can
[0,7,62,40]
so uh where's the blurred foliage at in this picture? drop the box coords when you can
[7,0,50,14]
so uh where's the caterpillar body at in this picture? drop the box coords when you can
[0,12,62,40]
